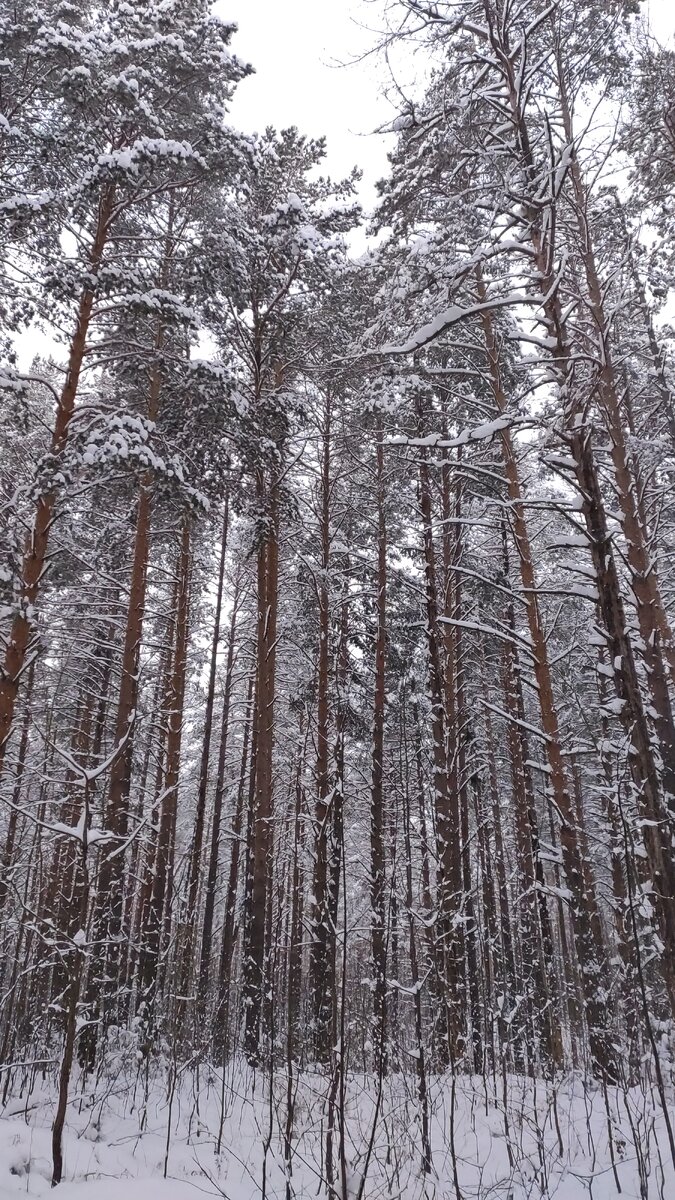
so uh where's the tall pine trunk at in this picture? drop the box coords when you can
[309,391,334,1062]
[243,474,280,1063]
[369,419,388,1066]
[0,186,115,776]
[182,493,230,1002]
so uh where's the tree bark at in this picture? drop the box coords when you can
[0,186,115,776]
[243,473,280,1063]
[309,390,334,1062]
[198,575,240,1017]
[369,418,388,1066]
[182,493,230,1001]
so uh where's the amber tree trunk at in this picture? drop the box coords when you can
[555,46,675,707]
[0,186,115,777]
[476,236,613,1072]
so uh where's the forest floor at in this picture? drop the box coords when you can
[0,1057,672,1198]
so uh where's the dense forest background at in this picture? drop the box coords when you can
[1,1,675,1195]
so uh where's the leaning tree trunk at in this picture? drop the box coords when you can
[0,185,115,777]
[476,261,611,1074]
[491,10,675,1035]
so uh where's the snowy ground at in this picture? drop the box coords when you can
[0,1058,673,1197]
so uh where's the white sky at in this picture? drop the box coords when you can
[217,0,398,217]
[220,0,674,225]
[14,0,675,369]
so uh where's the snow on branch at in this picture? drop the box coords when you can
[387,414,521,448]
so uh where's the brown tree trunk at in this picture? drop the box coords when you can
[243,472,280,1063]
[476,262,612,1072]
[97,483,153,949]
[370,420,388,1066]
[0,662,34,909]
[555,51,675,706]
[417,414,462,1064]
[486,10,675,1032]
[198,576,241,1016]
[309,391,334,1062]
[451,471,483,1071]
[181,493,230,1002]
[0,188,115,775]
[146,518,192,1006]
[217,660,255,1055]
[499,524,562,1072]
[401,694,433,1175]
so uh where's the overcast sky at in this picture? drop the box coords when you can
[14,0,674,369]
[219,0,674,222]
[217,0,399,213]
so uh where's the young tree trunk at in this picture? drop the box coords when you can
[451,476,483,1072]
[132,625,176,1024]
[482,686,517,1041]
[284,709,307,1197]
[51,777,95,1186]
[369,420,388,1067]
[401,692,433,1175]
[217,660,255,1056]
[198,577,241,1017]
[99,491,152,924]
[140,518,192,1018]
[287,710,307,1061]
[328,544,350,970]
[416,419,462,1064]
[472,770,497,1074]
[612,192,675,447]
[182,493,230,1003]
[499,524,562,1073]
